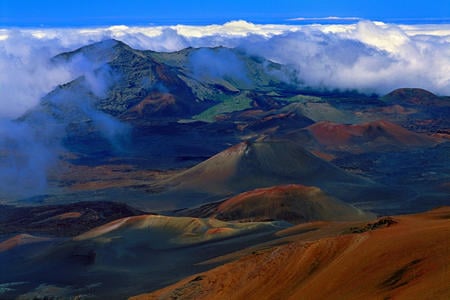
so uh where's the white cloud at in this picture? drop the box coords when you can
[0,20,450,121]
[238,21,450,94]
[173,20,296,38]
[0,31,74,119]
[399,24,450,37]
[348,21,410,53]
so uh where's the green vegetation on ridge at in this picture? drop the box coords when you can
[192,93,252,122]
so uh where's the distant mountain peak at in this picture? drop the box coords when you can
[383,88,438,104]
[386,88,436,98]
[306,119,437,149]
[52,38,135,65]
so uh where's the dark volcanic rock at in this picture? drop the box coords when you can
[349,217,397,233]
[0,201,145,237]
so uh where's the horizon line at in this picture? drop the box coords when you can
[2,17,450,29]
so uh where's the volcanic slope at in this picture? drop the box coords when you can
[297,120,439,153]
[178,184,375,223]
[73,214,285,248]
[152,139,384,210]
[167,140,368,191]
[0,215,288,299]
[0,234,53,253]
[381,88,450,132]
[44,40,288,121]
[382,88,448,105]
[133,207,450,300]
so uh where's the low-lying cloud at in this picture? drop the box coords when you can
[0,36,130,198]
[189,47,250,85]
[3,20,449,103]
[242,22,450,94]
[0,118,58,198]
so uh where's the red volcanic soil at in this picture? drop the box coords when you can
[309,150,335,161]
[307,120,438,150]
[133,207,450,300]
[213,184,374,223]
[0,234,53,252]
[128,92,176,116]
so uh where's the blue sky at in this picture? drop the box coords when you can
[1,0,449,27]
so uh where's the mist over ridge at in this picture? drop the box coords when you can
[1,20,450,120]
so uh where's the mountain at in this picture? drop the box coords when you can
[35,40,203,121]
[151,139,377,210]
[19,39,298,170]
[46,40,290,121]
[382,88,442,105]
[140,138,413,215]
[166,140,368,192]
[298,120,439,153]
[179,184,375,223]
[133,207,450,300]
[381,88,450,132]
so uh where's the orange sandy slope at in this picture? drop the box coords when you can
[214,184,374,223]
[0,234,53,253]
[132,207,450,300]
[307,120,438,148]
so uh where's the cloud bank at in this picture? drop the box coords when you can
[2,20,449,116]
